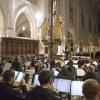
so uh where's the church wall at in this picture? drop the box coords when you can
[0,0,38,39]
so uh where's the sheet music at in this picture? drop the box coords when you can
[16,72,25,82]
[54,70,59,76]
[34,74,40,86]
[53,78,59,91]
[53,79,71,93]
[77,68,85,76]
[64,60,69,64]
[73,64,78,69]
[14,71,19,79]
[71,81,83,96]
[93,61,97,66]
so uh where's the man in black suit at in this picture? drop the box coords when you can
[26,70,61,100]
[94,64,100,83]
[0,70,27,100]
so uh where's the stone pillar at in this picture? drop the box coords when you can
[56,0,67,54]
[39,40,45,54]
[6,0,14,37]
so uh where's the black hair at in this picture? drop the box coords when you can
[38,70,51,85]
[3,70,15,83]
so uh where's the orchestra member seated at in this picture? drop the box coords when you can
[0,70,27,100]
[26,70,61,100]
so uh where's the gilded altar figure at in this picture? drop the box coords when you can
[54,16,63,40]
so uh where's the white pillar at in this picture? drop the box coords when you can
[6,0,14,37]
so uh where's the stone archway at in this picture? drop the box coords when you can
[65,31,74,52]
[15,13,31,38]
[14,6,37,39]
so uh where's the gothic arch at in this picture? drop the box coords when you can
[14,5,36,39]
[65,30,74,51]
[16,13,31,38]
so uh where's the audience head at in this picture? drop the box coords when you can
[98,60,100,71]
[82,64,95,73]
[38,70,52,86]
[3,70,15,83]
[67,59,73,67]
[56,62,61,68]
[98,60,100,64]
[98,66,100,72]
[82,79,100,100]
[89,65,95,72]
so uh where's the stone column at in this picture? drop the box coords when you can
[56,0,67,54]
[6,0,14,37]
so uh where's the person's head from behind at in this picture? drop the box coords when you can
[3,70,15,84]
[67,59,73,67]
[38,70,52,87]
[82,79,100,100]
[89,65,95,72]
[56,62,61,68]
[98,65,100,72]
[98,60,100,64]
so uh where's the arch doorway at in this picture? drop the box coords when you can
[15,13,31,38]
[65,31,74,52]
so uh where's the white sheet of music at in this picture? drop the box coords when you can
[34,74,40,86]
[77,68,85,76]
[73,64,78,69]
[53,78,59,90]
[71,81,83,96]
[53,79,71,93]
[14,71,19,78]
[54,70,59,76]
[64,60,69,64]
[16,72,25,82]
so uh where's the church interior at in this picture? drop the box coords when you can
[0,0,100,100]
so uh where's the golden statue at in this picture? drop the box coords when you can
[54,16,63,40]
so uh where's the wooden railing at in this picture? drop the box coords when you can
[0,37,39,56]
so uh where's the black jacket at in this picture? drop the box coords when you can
[0,82,26,100]
[94,71,100,83]
[82,72,96,81]
[58,66,76,80]
[26,86,61,100]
